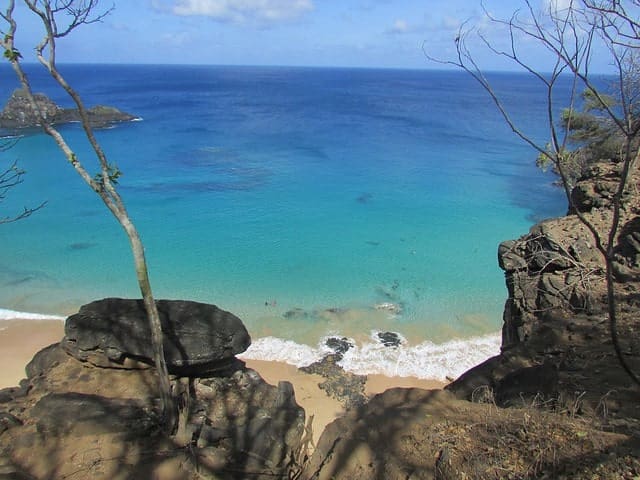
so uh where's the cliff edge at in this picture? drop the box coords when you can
[447,161,640,424]
[300,162,640,479]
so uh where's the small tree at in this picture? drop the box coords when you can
[538,87,622,187]
[0,0,176,429]
[427,0,640,385]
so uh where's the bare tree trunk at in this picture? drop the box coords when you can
[122,218,176,428]
[1,0,176,430]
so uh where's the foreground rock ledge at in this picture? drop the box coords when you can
[0,298,306,480]
[300,388,639,480]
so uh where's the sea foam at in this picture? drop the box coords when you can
[0,308,65,321]
[0,305,500,381]
[240,331,501,381]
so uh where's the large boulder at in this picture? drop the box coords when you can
[62,298,251,376]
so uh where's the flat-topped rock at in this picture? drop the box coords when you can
[62,298,251,376]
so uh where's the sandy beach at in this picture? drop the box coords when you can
[242,358,445,444]
[0,318,444,444]
[0,319,65,388]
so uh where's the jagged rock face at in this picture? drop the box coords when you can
[183,371,306,477]
[0,88,136,129]
[570,163,621,213]
[613,216,640,281]
[0,344,305,480]
[0,89,59,128]
[497,162,640,351]
[497,216,606,349]
[62,298,251,376]
[448,161,640,414]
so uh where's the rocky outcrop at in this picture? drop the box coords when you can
[0,88,137,129]
[0,300,305,480]
[299,387,638,480]
[300,354,367,409]
[299,166,640,478]
[63,298,251,376]
[447,161,640,418]
[497,215,606,350]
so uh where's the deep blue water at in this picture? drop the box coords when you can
[0,64,567,347]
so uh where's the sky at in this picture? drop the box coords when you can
[6,0,614,72]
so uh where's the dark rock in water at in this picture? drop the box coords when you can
[356,192,373,203]
[67,241,97,251]
[0,88,137,130]
[323,307,344,315]
[325,336,354,356]
[62,298,251,376]
[0,89,58,129]
[83,105,137,128]
[300,354,367,408]
[377,331,402,348]
[283,307,308,319]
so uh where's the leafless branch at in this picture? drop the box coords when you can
[0,159,46,224]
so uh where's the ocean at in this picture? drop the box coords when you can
[0,64,567,379]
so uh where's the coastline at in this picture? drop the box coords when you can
[241,358,445,445]
[0,315,446,445]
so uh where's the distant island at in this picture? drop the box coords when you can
[0,88,137,130]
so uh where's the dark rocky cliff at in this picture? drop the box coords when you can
[448,161,640,417]
[0,299,305,480]
[298,161,640,479]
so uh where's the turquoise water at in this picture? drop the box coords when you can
[0,65,566,358]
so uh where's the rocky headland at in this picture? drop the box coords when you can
[0,88,137,130]
[300,161,640,479]
[0,162,639,479]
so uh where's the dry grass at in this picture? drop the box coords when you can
[430,394,640,480]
